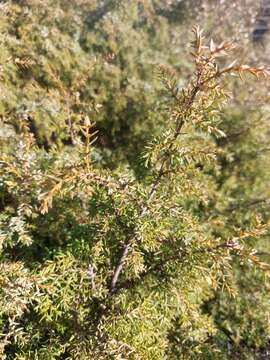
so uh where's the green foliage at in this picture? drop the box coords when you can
[0,1,270,359]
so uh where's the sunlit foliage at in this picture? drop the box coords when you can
[1,2,270,359]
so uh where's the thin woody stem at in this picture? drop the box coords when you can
[110,79,203,293]
[114,241,243,293]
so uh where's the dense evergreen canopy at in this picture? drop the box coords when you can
[1,1,270,359]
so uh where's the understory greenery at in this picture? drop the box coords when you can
[1,1,270,359]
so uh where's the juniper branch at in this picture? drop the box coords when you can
[114,241,241,293]
[110,76,203,293]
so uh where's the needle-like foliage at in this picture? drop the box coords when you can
[1,16,270,359]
